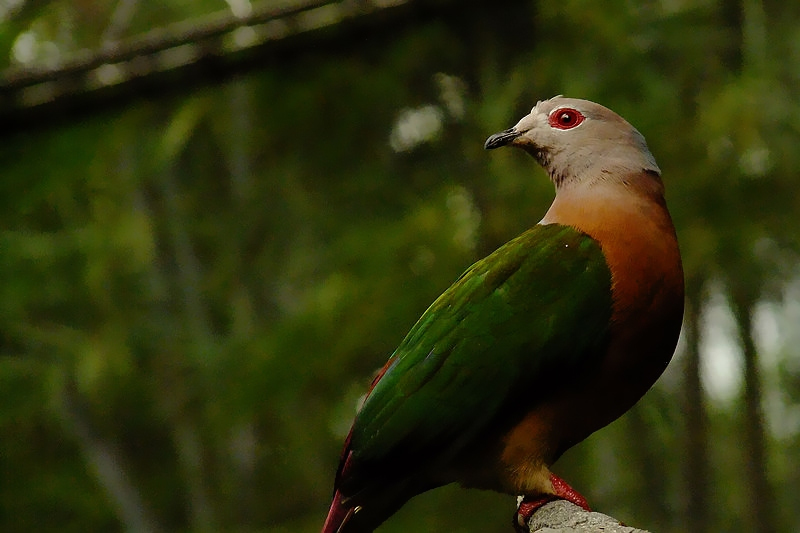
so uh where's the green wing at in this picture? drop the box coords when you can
[347,223,613,478]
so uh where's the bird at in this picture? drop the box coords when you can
[321,96,684,533]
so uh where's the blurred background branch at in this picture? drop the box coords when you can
[57,376,162,533]
[0,0,469,134]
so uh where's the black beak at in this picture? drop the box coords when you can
[484,128,521,150]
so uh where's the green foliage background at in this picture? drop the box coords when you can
[1,1,800,532]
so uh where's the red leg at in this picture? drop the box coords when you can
[513,474,590,532]
[549,473,590,511]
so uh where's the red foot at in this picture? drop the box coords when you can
[549,473,590,511]
[513,474,590,532]
[514,495,556,532]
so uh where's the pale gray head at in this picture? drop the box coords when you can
[485,96,660,189]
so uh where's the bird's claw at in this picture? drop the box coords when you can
[514,494,556,532]
[513,474,591,532]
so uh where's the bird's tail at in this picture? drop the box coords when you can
[321,490,354,533]
[321,484,418,533]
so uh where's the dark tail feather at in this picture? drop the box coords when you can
[322,490,352,533]
[321,481,430,533]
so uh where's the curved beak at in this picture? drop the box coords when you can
[484,128,521,150]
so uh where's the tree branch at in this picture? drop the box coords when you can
[525,501,651,533]
[57,378,162,532]
[0,0,483,134]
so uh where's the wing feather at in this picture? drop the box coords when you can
[339,223,613,494]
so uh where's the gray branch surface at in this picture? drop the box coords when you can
[527,501,651,533]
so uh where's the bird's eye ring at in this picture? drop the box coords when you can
[548,108,585,130]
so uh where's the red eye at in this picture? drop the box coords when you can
[548,108,585,130]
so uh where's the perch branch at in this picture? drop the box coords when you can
[526,500,651,533]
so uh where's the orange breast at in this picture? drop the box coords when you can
[495,174,684,493]
[540,173,685,441]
